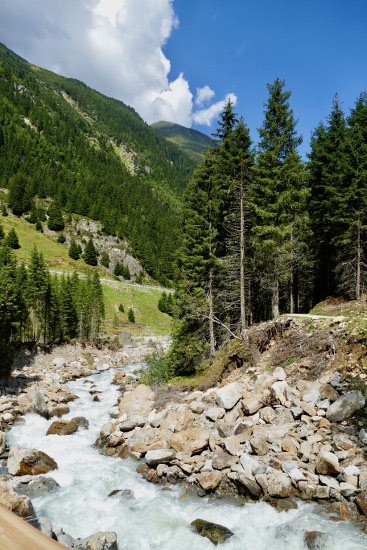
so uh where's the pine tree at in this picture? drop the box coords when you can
[69,238,80,260]
[100,250,110,268]
[128,307,135,323]
[26,248,48,341]
[8,173,32,216]
[6,228,20,249]
[0,222,4,240]
[251,78,305,318]
[83,238,98,266]
[47,201,65,231]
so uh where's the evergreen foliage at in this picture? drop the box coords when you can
[6,227,20,249]
[100,250,110,268]
[68,239,80,260]
[47,201,65,231]
[127,308,135,323]
[158,291,174,315]
[83,238,98,266]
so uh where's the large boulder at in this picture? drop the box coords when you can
[326,391,365,422]
[7,445,58,476]
[145,449,175,466]
[14,476,59,497]
[190,519,234,545]
[0,481,34,517]
[74,531,117,550]
[118,384,155,417]
[46,419,78,435]
[167,428,209,454]
[197,471,222,491]
[315,451,340,476]
[215,383,242,410]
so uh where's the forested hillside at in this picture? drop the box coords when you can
[151,121,213,161]
[168,80,367,376]
[0,43,196,284]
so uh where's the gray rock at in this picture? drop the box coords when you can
[237,471,262,498]
[0,431,5,454]
[145,449,175,465]
[326,391,365,422]
[14,476,59,496]
[215,383,242,410]
[37,516,54,538]
[190,519,234,545]
[319,475,340,490]
[74,531,118,550]
[304,531,333,550]
[239,452,260,474]
[72,416,89,429]
[55,529,75,548]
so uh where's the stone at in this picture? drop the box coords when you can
[304,531,333,549]
[197,471,222,491]
[303,388,320,405]
[239,452,260,474]
[282,461,299,474]
[118,384,155,417]
[215,383,242,410]
[238,471,262,497]
[288,468,306,482]
[50,404,70,417]
[291,406,302,419]
[74,531,118,550]
[190,519,234,545]
[168,428,209,454]
[250,437,269,456]
[0,481,34,517]
[319,384,339,402]
[273,367,286,381]
[119,418,145,432]
[326,391,365,422]
[7,446,58,476]
[260,407,276,424]
[282,437,299,454]
[319,475,340,491]
[300,401,317,417]
[224,436,241,456]
[46,419,78,436]
[190,401,204,414]
[14,476,59,496]
[145,449,175,465]
[0,431,5,454]
[343,465,360,477]
[340,482,358,497]
[53,357,66,368]
[37,516,54,538]
[355,495,367,518]
[299,440,313,461]
[212,450,239,470]
[242,391,270,415]
[272,381,288,406]
[206,407,225,422]
[315,451,340,476]
[72,416,89,429]
[56,530,75,548]
[267,472,292,498]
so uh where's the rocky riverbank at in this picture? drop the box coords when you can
[97,318,367,539]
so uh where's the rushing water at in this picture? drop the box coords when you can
[7,366,367,549]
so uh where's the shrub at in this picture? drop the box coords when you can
[128,308,135,323]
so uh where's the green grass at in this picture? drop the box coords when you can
[102,282,172,336]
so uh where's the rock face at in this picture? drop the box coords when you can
[74,531,118,550]
[215,383,242,410]
[46,419,79,435]
[326,391,365,422]
[191,519,234,545]
[0,481,34,517]
[7,446,58,476]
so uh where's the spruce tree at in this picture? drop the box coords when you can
[308,95,347,301]
[6,228,20,249]
[47,201,65,231]
[100,250,110,268]
[69,239,80,260]
[84,238,98,266]
[128,307,135,323]
[251,78,305,318]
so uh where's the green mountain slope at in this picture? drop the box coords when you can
[151,121,213,161]
[0,43,196,284]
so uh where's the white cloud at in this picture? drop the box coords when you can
[195,85,215,106]
[0,0,236,128]
[193,93,238,126]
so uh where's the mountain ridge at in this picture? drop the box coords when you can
[151,120,214,161]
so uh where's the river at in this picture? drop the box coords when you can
[7,365,367,549]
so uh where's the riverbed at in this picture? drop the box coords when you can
[8,366,367,549]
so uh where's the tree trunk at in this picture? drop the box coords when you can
[356,222,361,300]
[239,182,248,340]
[208,267,216,356]
[272,280,280,319]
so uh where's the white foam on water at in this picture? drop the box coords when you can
[8,368,367,549]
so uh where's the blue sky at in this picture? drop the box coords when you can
[167,0,367,155]
[0,0,366,157]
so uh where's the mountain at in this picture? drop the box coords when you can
[0,43,197,284]
[151,121,213,161]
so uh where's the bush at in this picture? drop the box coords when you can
[35,220,43,232]
[158,291,174,315]
[69,239,80,260]
[140,348,173,385]
[100,251,110,268]
[118,303,124,313]
[128,308,135,323]
[57,233,66,244]
[6,228,20,249]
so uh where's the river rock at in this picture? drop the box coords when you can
[118,384,155,417]
[190,519,234,545]
[0,480,34,517]
[260,407,277,424]
[145,449,175,465]
[7,445,58,475]
[14,476,59,496]
[355,494,367,518]
[72,416,89,429]
[212,450,239,470]
[304,531,333,549]
[215,383,242,410]
[315,451,340,475]
[250,436,269,456]
[56,530,75,548]
[46,419,78,435]
[74,531,118,550]
[326,391,366,422]
[0,430,5,454]
[197,471,222,491]
[237,471,262,497]
[168,428,209,454]
[266,472,293,498]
